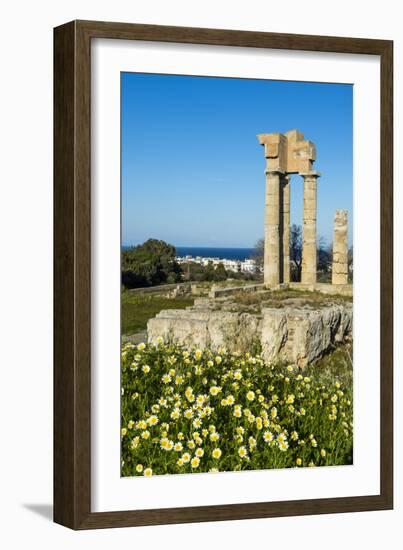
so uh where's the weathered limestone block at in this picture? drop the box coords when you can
[288,282,353,297]
[208,283,264,299]
[147,302,352,368]
[257,130,316,175]
[261,304,352,367]
[191,284,203,295]
[260,309,288,359]
[332,210,349,285]
[334,305,353,342]
[170,284,191,298]
[147,309,211,349]
[285,129,316,174]
[147,308,261,353]
[207,311,261,351]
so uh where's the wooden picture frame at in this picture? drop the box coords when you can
[54,19,393,529]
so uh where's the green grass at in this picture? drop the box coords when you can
[306,343,353,387]
[122,291,194,335]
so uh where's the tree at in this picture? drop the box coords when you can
[252,238,264,270]
[348,245,354,282]
[122,239,182,288]
[214,262,228,282]
[317,236,332,281]
[204,261,216,282]
[252,227,331,283]
[182,262,205,282]
[290,224,302,281]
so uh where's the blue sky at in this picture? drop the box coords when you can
[122,73,352,248]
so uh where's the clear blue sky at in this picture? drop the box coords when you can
[122,73,352,248]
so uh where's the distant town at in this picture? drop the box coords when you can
[176,254,260,274]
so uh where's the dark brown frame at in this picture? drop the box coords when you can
[54,20,393,530]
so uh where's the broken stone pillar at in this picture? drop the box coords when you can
[301,172,319,284]
[282,175,290,283]
[332,209,349,285]
[264,170,281,285]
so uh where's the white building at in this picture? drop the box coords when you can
[240,259,257,273]
[222,259,240,272]
[176,255,259,274]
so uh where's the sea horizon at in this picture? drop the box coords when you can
[122,245,255,261]
[176,246,254,261]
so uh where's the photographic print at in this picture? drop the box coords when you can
[120,73,353,478]
[53,21,392,528]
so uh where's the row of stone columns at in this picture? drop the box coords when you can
[259,130,349,287]
[264,169,319,286]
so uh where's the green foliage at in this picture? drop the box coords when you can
[182,261,260,283]
[252,238,264,270]
[306,343,353,387]
[290,224,303,281]
[255,226,349,283]
[121,342,353,477]
[317,236,332,279]
[181,262,207,282]
[181,260,223,283]
[213,262,227,282]
[122,239,182,288]
[204,261,216,282]
[121,291,194,335]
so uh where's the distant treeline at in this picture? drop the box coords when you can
[122,239,259,289]
[181,262,259,284]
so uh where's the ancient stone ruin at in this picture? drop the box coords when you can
[257,129,319,285]
[146,129,353,366]
[148,297,352,368]
[257,129,350,289]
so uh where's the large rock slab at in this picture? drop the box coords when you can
[147,307,261,352]
[261,304,352,367]
[147,302,352,368]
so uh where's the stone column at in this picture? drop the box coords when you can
[301,172,319,284]
[264,170,281,286]
[282,175,291,283]
[332,210,349,285]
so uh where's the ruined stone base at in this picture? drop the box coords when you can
[206,281,352,300]
[147,300,352,368]
[288,282,353,297]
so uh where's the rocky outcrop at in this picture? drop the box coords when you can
[261,304,352,367]
[147,301,352,368]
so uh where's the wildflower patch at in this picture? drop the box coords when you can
[121,341,353,477]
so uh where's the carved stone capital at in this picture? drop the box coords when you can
[300,171,321,178]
